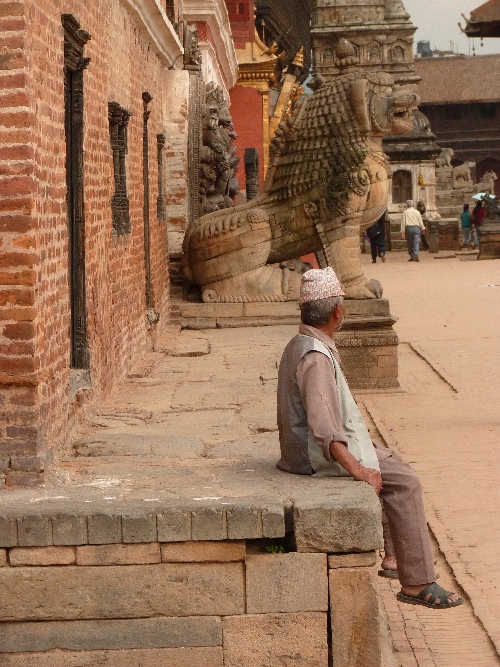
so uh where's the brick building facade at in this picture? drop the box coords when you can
[0,0,237,485]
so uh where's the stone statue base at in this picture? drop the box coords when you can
[178,298,399,390]
[478,220,500,260]
[335,299,399,390]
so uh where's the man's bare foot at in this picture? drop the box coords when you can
[381,555,397,571]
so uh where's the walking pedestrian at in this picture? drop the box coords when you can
[460,203,472,248]
[401,200,425,262]
[416,201,429,250]
[277,267,465,609]
[367,214,386,264]
[471,200,486,248]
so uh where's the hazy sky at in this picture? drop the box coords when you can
[403,0,500,55]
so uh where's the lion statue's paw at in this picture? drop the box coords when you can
[344,278,383,299]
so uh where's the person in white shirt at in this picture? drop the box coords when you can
[401,200,425,262]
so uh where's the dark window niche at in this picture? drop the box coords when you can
[480,103,497,119]
[392,170,412,204]
[108,101,133,236]
[445,105,462,121]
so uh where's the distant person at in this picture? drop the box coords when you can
[367,214,386,264]
[416,201,429,250]
[471,200,486,248]
[401,200,425,262]
[460,203,472,248]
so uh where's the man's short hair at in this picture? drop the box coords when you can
[300,296,344,326]
[406,199,414,207]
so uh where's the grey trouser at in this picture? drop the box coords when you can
[375,445,436,586]
[405,225,421,258]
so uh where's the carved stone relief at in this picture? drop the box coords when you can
[63,14,91,370]
[157,133,167,221]
[108,101,133,236]
[199,83,240,215]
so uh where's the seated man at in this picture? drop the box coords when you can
[277,267,463,609]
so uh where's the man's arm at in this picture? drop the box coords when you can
[297,352,383,495]
[329,441,382,495]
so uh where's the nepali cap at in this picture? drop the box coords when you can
[299,267,345,305]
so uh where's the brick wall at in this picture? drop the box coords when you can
[0,0,174,484]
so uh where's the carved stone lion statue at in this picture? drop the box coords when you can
[452,162,473,190]
[182,69,418,302]
[435,147,454,169]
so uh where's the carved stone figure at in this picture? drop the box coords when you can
[199,84,240,215]
[435,147,454,168]
[475,169,497,196]
[182,68,418,302]
[452,162,473,190]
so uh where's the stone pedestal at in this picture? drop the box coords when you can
[478,220,500,259]
[336,299,399,390]
[179,298,399,390]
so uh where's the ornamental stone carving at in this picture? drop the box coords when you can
[199,84,240,215]
[182,59,418,303]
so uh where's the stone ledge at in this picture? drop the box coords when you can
[292,483,383,553]
[0,500,286,547]
[0,563,245,621]
[0,616,222,653]
[328,551,377,568]
[0,647,223,667]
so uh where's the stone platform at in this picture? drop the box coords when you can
[0,324,384,667]
[180,298,399,390]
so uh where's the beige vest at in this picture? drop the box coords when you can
[277,334,380,476]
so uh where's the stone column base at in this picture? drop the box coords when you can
[336,299,399,390]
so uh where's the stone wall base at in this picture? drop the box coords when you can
[0,542,380,667]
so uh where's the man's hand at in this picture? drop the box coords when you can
[329,441,383,495]
[351,466,383,496]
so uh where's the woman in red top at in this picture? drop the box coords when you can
[472,201,486,247]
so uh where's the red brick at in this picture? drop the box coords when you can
[0,71,26,89]
[0,17,25,32]
[0,34,24,51]
[0,306,36,320]
[0,373,37,387]
[0,214,33,233]
[0,357,37,375]
[5,425,38,439]
[0,252,36,268]
[0,50,23,71]
[0,341,35,355]
[0,145,33,161]
[5,471,42,487]
[0,440,37,456]
[2,322,34,339]
[0,288,34,305]
[7,388,36,405]
[11,234,34,249]
[10,455,43,472]
[0,135,31,156]
[0,3,24,18]
[0,271,36,285]
[0,176,33,196]
[0,111,31,128]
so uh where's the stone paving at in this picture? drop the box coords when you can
[0,249,499,665]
